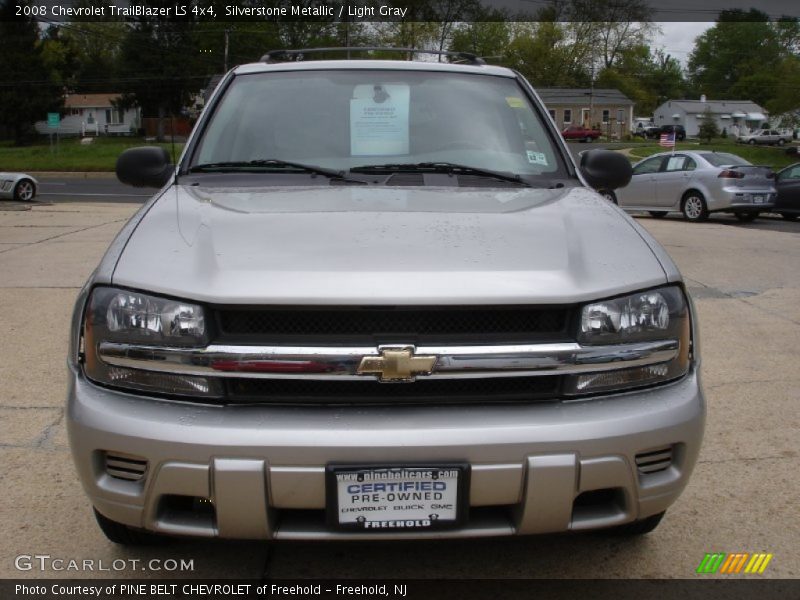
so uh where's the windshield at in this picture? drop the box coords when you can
[701,152,751,167]
[190,69,565,180]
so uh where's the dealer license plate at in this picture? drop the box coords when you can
[328,465,465,531]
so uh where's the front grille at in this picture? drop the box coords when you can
[225,375,561,405]
[635,446,673,475]
[104,452,148,481]
[215,306,571,344]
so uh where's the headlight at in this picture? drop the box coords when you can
[566,285,691,395]
[579,286,685,344]
[83,287,222,398]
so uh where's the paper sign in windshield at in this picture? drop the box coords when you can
[350,83,410,156]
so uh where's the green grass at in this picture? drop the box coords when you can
[625,139,798,170]
[0,137,184,172]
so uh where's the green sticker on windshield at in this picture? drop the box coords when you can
[527,150,548,166]
[506,97,525,108]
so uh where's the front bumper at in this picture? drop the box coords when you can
[67,368,705,540]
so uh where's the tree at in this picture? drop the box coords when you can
[698,108,720,143]
[688,10,784,105]
[116,13,205,140]
[0,4,63,144]
[449,22,511,60]
[596,45,686,116]
[504,22,591,87]
[766,55,800,123]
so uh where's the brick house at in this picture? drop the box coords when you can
[536,88,635,137]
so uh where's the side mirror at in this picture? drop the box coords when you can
[579,149,633,190]
[116,146,173,188]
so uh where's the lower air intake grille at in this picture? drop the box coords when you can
[635,446,673,475]
[105,452,148,481]
[225,376,561,405]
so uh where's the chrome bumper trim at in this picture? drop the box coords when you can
[97,340,679,381]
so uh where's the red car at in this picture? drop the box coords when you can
[561,125,602,142]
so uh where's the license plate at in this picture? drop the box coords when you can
[753,195,764,204]
[327,465,466,531]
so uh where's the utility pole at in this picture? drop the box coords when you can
[224,28,230,72]
[588,47,595,128]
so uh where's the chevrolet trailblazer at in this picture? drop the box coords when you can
[67,48,704,545]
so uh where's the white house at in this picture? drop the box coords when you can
[653,97,768,137]
[65,93,140,134]
[36,93,141,136]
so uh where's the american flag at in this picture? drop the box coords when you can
[659,132,676,148]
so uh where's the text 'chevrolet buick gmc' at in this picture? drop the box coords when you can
[67,48,704,544]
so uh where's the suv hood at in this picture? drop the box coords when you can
[112,185,668,305]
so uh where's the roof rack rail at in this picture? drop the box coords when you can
[261,47,486,66]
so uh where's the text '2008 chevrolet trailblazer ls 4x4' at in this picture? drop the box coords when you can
[67,49,704,544]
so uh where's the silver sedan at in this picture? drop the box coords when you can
[0,172,38,201]
[605,151,776,222]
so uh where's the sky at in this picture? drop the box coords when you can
[651,22,714,67]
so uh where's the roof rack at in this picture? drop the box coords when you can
[261,47,486,66]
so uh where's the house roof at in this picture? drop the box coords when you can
[657,99,766,115]
[536,88,634,106]
[64,93,122,109]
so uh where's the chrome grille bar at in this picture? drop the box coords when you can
[97,340,679,381]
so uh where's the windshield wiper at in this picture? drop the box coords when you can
[349,162,532,187]
[189,159,364,183]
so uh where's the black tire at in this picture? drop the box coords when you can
[94,508,169,546]
[780,213,798,221]
[599,190,617,204]
[681,191,709,222]
[608,511,666,536]
[584,136,592,143]
[748,139,756,145]
[13,179,35,201]
[734,212,759,222]
[649,211,668,218]
[777,138,785,146]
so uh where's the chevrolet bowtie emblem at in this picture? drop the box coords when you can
[357,347,437,383]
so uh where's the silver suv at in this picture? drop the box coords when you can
[67,49,704,544]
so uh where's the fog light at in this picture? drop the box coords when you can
[106,366,223,397]
[569,363,670,394]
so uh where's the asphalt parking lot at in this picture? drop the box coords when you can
[0,199,798,580]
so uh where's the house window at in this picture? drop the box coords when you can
[602,110,610,123]
[105,109,111,124]
[548,109,556,123]
[563,109,572,124]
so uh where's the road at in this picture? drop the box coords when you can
[35,176,149,203]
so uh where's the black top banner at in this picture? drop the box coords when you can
[5,0,800,22]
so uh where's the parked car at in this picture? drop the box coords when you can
[646,125,686,141]
[68,48,704,545]
[561,125,602,142]
[604,151,776,222]
[0,172,37,201]
[774,162,800,221]
[737,129,792,146]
